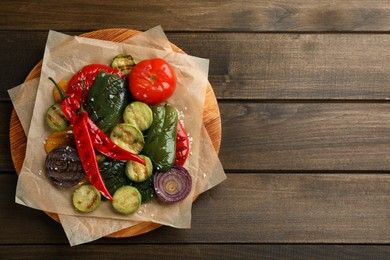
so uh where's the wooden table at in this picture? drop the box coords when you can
[1,1,390,258]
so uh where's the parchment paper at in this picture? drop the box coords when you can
[9,26,226,246]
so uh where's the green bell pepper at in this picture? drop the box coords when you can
[99,159,130,198]
[142,104,178,172]
[85,70,128,132]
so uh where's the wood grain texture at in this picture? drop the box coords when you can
[219,102,390,171]
[5,101,390,172]
[1,1,390,32]
[2,0,390,255]
[0,102,13,171]
[2,173,390,244]
[5,100,390,172]
[171,33,390,100]
[2,32,390,101]
[1,245,390,259]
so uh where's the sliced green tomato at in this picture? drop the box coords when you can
[72,184,101,213]
[125,155,153,182]
[123,101,153,131]
[112,186,142,214]
[46,103,69,131]
[110,123,144,154]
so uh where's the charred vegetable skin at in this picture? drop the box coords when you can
[44,130,75,154]
[53,75,144,163]
[45,57,192,212]
[86,119,144,164]
[46,103,70,131]
[67,64,124,102]
[48,79,145,200]
[99,159,130,197]
[126,155,153,182]
[131,176,156,202]
[58,98,144,200]
[111,54,136,75]
[142,104,178,172]
[112,186,142,215]
[56,90,144,165]
[45,145,85,188]
[73,112,113,200]
[72,184,101,213]
[99,158,156,202]
[85,70,128,132]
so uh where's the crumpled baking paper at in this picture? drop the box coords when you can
[8,26,226,246]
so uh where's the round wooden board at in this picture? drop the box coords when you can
[9,29,221,238]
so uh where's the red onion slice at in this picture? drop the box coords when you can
[153,166,192,203]
[45,145,85,188]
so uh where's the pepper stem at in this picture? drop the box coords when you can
[49,77,66,101]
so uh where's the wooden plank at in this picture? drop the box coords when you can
[2,32,390,100]
[1,245,390,259]
[219,102,390,171]
[4,100,390,172]
[1,1,390,32]
[0,32,46,98]
[0,102,13,171]
[2,173,390,244]
[169,33,390,100]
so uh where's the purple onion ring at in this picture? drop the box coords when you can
[153,166,192,203]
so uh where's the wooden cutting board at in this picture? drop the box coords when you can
[9,29,221,238]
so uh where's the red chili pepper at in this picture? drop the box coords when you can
[59,96,145,165]
[49,77,80,123]
[85,118,146,165]
[66,64,124,102]
[60,96,80,123]
[73,112,113,200]
[175,121,190,166]
[51,76,144,198]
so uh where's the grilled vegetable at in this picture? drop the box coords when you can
[55,89,145,166]
[85,70,128,132]
[110,123,144,154]
[85,116,145,164]
[72,184,101,213]
[153,165,192,203]
[123,101,153,131]
[99,159,130,197]
[99,158,156,202]
[45,145,85,188]
[125,155,153,182]
[142,104,178,172]
[44,130,74,154]
[111,54,136,75]
[66,64,124,103]
[112,186,142,214]
[73,112,113,200]
[46,103,70,131]
[130,176,156,202]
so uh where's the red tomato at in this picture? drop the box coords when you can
[129,58,176,105]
